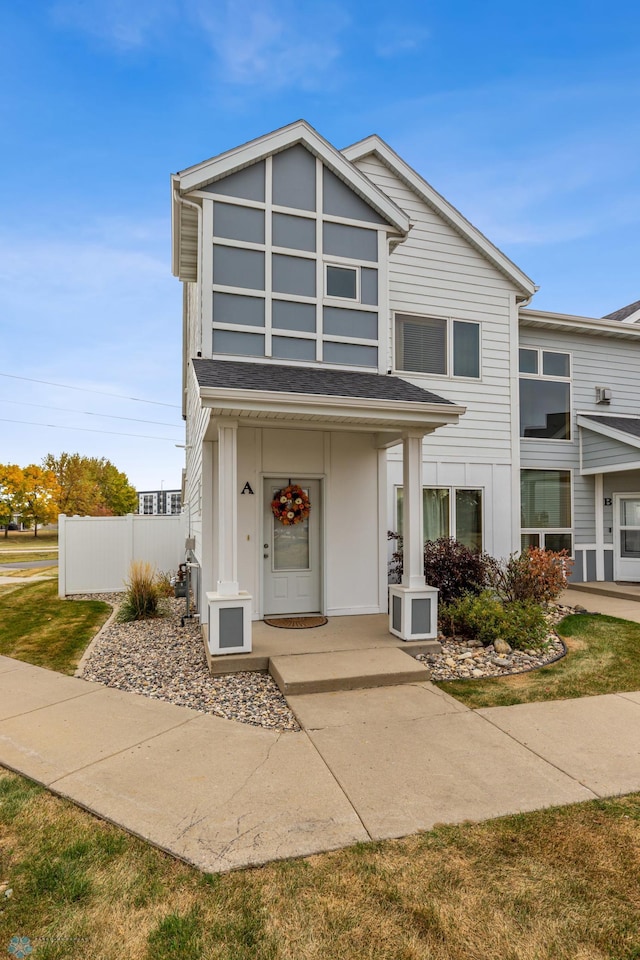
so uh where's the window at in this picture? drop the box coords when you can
[140,494,155,515]
[326,264,358,300]
[395,314,480,378]
[519,348,571,440]
[167,493,181,515]
[520,469,572,553]
[396,487,483,553]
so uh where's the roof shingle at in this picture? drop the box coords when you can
[192,359,453,405]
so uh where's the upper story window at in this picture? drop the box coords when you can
[395,314,480,379]
[326,265,357,300]
[519,348,571,440]
[167,492,181,515]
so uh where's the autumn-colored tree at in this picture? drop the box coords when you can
[43,453,137,517]
[15,465,60,537]
[0,464,24,537]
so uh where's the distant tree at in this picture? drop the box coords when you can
[16,465,60,537]
[0,464,24,537]
[43,453,137,517]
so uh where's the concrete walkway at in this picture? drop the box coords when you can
[1,654,639,873]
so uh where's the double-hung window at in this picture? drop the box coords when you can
[519,348,571,440]
[396,487,483,553]
[395,314,480,378]
[520,469,572,553]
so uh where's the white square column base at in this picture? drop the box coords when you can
[206,591,253,655]
[389,584,438,641]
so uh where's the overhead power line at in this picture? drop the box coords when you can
[0,417,182,442]
[0,397,180,428]
[0,372,181,408]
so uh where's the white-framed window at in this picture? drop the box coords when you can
[139,493,156,515]
[520,468,572,553]
[519,347,571,440]
[396,486,483,553]
[167,492,181,515]
[325,263,359,301]
[394,314,480,379]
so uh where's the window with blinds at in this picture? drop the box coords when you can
[395,314,480,378]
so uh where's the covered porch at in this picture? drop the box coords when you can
[191,359,465,662]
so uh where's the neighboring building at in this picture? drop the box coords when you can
[137,490,182,516]
[170,120,640,655]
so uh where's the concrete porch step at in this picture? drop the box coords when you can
[268,646,430,696]
[567,582,640,603]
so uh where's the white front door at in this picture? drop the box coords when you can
[263,478,321,616]
[614,494,640,581]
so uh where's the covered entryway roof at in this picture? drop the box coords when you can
[577,415,640,474]
[192,359,466,442]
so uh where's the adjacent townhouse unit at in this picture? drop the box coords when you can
[170,120,640,657]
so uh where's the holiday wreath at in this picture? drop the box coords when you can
[271,483,311,526]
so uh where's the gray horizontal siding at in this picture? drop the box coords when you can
[581,429,640,470]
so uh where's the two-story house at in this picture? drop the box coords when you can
[171,120,640,658]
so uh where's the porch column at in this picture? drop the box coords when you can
[216,421,239,595]
[206,419,252,658]
[388,431,439,643]
[595,472,605,581]
[402,431,426,590]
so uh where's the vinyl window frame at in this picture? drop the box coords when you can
[520,468,573,555]
[519,347,572,442]
[393,312,481,380]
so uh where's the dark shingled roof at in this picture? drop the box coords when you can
[603,300,640,322]
[580,416,640,440]
[193,359,453,405]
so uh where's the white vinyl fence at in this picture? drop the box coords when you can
[58,513,187,596]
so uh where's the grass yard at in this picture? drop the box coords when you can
[439,613,640,709]
[0,580,110,674]
[0,553,58,565]
[0,530,58,550]
[0,771,638,960]
[0,567,58,579]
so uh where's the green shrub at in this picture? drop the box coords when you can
[439,590,549,650]
[118,560,164,622]
[491,548,573,604]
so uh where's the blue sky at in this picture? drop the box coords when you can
[2,1,639,491]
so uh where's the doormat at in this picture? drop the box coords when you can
[264,616,328,629]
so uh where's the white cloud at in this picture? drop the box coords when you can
[192,0,349,91]
[50,0,179,50]
[374,21,430,58]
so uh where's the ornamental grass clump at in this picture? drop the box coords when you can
[118,560,164,622]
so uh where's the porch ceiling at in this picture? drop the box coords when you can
[194,359,466,438]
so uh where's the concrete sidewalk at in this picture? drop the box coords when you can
[1,654,639,873]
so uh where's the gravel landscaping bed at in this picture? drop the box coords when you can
[78,597,299,731]
[75,597,579,724]
[416,603,571,681]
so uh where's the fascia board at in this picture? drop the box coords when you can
[620,307,640,324]
[580,459,640,476]
[170,174,181,278]
[577,415,640,452]
[343,136,536,298]
[521,309,640,340]
[198,385,465,426]
[176,120,410,235]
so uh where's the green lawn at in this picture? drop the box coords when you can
[438,613,640,709]
[0,579,110,674]
[0,770,638,960]
[0,530,58,550]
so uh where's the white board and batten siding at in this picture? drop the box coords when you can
[59,513,187,596]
